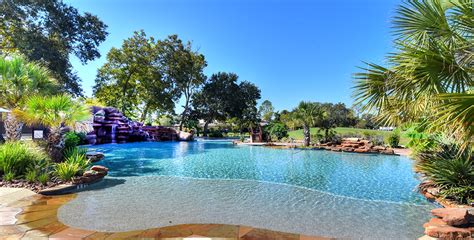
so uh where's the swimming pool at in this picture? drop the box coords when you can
[59,141,435,239]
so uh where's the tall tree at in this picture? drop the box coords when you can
[0,55,58,140]
[161,35,207,130]
[353,0,473,146]
[192,72,242,136]
[258,100,275,122]
[0,0,108,95]
[94,31,177,119]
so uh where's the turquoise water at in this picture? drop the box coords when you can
[93,141,427,204]
[60,141,435,239]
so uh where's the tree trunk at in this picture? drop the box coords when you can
[203,121,210,137]
[179,97,190,131]
[140,104,150,123]
[47,127,66,162]
[303,124,311,147]
[4,114,23,141]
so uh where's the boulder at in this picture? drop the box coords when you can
[354,148,368,153]
[90,165,109,173]
[86,152,105,162]
[381,149,395,155]
[424,225,471,239]
[373,146,386,151]
[432,208,474,226]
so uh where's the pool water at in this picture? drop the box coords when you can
[60,141,435,239]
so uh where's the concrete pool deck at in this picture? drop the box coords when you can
[0,187,333,239]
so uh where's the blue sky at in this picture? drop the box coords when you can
[67,0,400,112]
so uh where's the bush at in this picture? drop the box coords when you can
[0,142,47,177]
[64,132,81,149]
[63,147,90,175]
[38,173,49,185]
[3,171,14,181]
[416,138,474,204]
[386,130,400,147]
[268,123,288,141]
[25,170,37,183]
[208,130,223,138]
[55,162,79,181]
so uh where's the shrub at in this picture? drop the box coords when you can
[416,138,474,204]
[208,130,223,138]
[64,132,81,149]
[0,142,47,177]
[386,130,400,147]
[55,162,79,181]
[76,132,88,145]
[3,171,14,181]
[25,170,37,183]
[38,173,49,185]
[63,147,90,174]
[268,123,288,141]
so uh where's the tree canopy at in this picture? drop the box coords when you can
[0,0,108,96]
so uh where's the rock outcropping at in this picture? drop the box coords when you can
[421,208,474,240]
[316,138,395,155]
[86,106,193,144]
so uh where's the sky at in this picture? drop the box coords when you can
[66,0,401,112]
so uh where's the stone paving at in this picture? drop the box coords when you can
[0,187,333,240]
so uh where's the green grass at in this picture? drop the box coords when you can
[288,127,409,146]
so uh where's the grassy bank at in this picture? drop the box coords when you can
[288,127,409,146]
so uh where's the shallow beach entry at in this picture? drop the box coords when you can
[59,141,435,239]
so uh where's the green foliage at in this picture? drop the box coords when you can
[353,0,473,142]
[208,130,224,138]
[386,130,401,147]
[25,170,37,183]
[3,171,14,182]
[54,162,79,181]
[63,148,90,174]
[1,0,108,95]
[0,55,58,109]
[0,142,47,177]
[267,123,289,141]
[259,100,275,122]
[38,173,49,185]
[64,132,81,149]
[416,137,474,204]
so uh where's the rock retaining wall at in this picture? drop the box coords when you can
[315,138,395,155]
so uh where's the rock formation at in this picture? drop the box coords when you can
[85,106,193,145]
[421,208,474,240]
[316,138,396,155]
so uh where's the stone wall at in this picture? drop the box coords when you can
[316,138,395,155]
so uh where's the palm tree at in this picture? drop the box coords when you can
[14,95,90,161]
[0,55,57,140]
[292,101,324,146]
[353,0,473,145]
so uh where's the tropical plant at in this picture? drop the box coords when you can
[3,171,14,181]
[0,55,58,140]
[416,137,474,203]
[353,0,473,146]
[0,142,47,177]
[291,102,325,146]
[14,95,90,162]
[25,169,37,183]
[63,147,90,174]
[54,162,79,181]
[38,173,49,185]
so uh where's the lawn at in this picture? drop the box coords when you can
[288,127,409,146]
